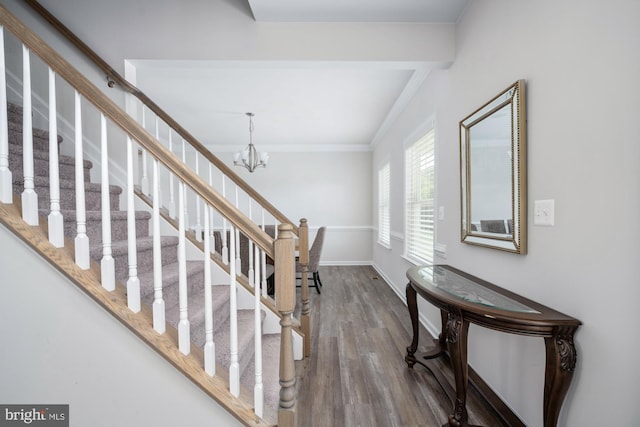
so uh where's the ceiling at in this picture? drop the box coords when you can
[247,0,469,23]
[130,0,469,153]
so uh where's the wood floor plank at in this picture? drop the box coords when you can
[295,265,507,427]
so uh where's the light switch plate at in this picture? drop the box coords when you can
[534,199,555,226]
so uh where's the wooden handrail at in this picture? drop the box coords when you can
[22,0,299,235]
[0,4,276,257]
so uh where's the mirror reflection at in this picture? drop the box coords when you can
[460,80,526,254]
[469,103,512,236]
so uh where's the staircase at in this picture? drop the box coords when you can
[0,5,312,426]
[5,101,282,424]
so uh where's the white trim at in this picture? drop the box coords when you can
[209,143,372,153]
[390,231,404,241]
[401,254,422,266]
[314,225,373,232]
[370,68,432,147]
[376,240,392,250]
[402,113,436,150]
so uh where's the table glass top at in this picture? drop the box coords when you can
[415,266,540,314]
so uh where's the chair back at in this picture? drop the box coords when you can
[480,219,507,234]
[308,227,326,272]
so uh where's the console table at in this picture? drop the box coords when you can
[404,265,581,427]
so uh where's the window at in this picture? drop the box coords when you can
[378,162,390,247]
[405,127,435,264]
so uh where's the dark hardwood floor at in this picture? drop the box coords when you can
[294,265,507,427]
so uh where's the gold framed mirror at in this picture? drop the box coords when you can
[460,80,526,254]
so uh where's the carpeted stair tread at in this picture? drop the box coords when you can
[8,144,92,183]
[7,120,64,140]
[90,235,179,280]
[12,174,120,193]
[241,333,281,424]
[42,209,151,244]
[138,260,205,306]
[163,283,233,346]
[196,284,233,337]
[53,209,151,221]
[12,176,122,211]
[206,285,232,334]
[5,105,61,146]
[8,143,91,169]
[8,124,63,152]
[163,286,255,354]
[12,175,122,208]
[99,235,178,257]
[10,155,91,183]
[208,309,257,375]
[156,282,230,343]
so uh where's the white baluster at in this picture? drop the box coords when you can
[203,204,215,376]
[0,27,12,204]
[181,139,189,230]
[152,159,165,333]
[167,131,176,218]
[193,153,202,242]
[154,116,160,203]
[261,209,268,298]
[151,116,166,210]
[73,91,89,269]
[207,163,215,254]
[178,179,190,354]
[221,176,228,264]
[126,136,141,312]
[253,240,264,417]
[46,68,63,247]
[234,186,241,274]
[247,200,254,285]
[140,109,149,195]
[21,45,38,225]
[100,113,115,290]
[229,224,239,396]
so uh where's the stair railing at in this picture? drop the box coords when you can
[0,6,297,425]
[22,0,312,353]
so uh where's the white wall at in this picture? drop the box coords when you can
[216,150,373,264]
[372,1,640,426]
[0,227,241,427]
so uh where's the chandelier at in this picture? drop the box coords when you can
[233,112,268,172]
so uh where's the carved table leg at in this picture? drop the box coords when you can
[543,327,578,427]
[405,282,420,368]
[437,310,448,347]
[445,310,477,427]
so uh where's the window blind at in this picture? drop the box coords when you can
[378,162,390,246]
[405,128,435,265]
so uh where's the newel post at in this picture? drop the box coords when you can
[275,223,297,427]
[298,218,311,357]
